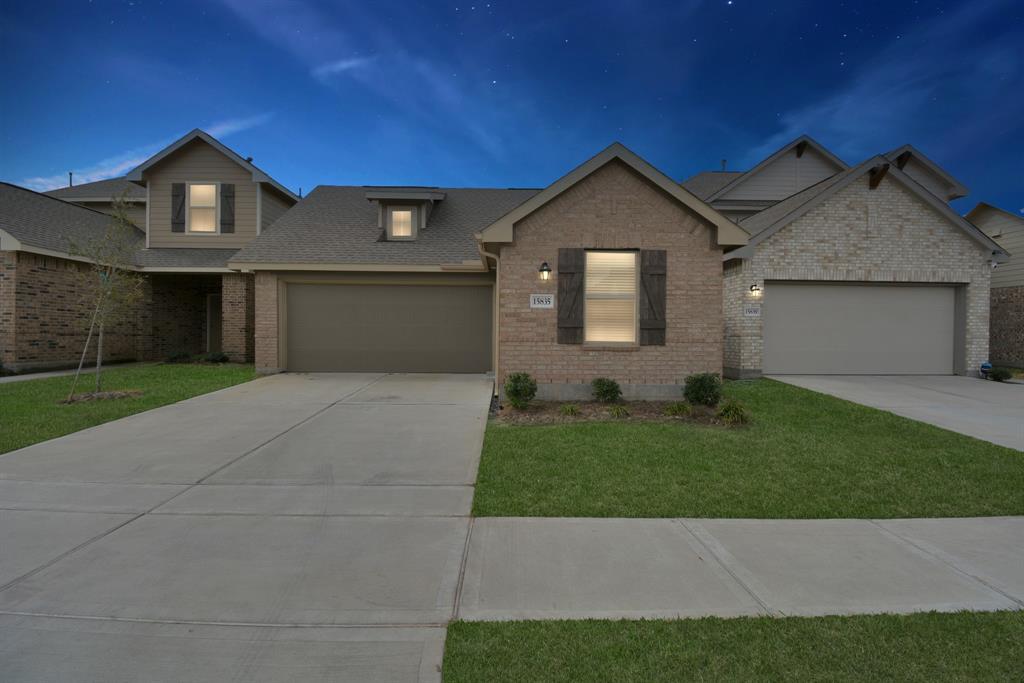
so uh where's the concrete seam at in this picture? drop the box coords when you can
[451,516,475,622]
[0,610,448,629]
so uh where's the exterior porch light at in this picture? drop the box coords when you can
[749,284,762,296]
[539,261,552,281]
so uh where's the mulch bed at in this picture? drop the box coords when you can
[60,390,144,404]
[493,400,732,426]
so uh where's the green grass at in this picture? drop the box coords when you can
[443,612,1024,682]
[474,380,1024,518]
[0,363,256,454]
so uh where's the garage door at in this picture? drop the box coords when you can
[286,283,492,372]
[763,283,955,374]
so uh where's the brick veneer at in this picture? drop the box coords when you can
[723,175,992,377]
[148,273,221,360]
[497,159,724,398]
[254,271,280,372]
[990,285,1024,367]
[222,272,255,362]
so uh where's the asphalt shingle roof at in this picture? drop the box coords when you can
[680,171,744,200]
[231,186,540,265]
[44,176,146,201]
[132,248,236,269]
[0,182,144,255]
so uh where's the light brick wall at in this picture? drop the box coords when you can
[222,273,255,362]
[254,271,280,373]
[990,285,1024,367]
[497,160,724,396]
[723,175,992,376]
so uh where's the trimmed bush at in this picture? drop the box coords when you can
[504,372,538,409]
[988,367,1013,382]
[663,401,692,417]
[201,351,230,364]
[684,373,722,406]
[165,351,193,364]
[608,404,630,418]
[591,377,623,403]
[560,403,580,417]
[717,398,749,425]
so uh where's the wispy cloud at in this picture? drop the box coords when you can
[21,113,274,191]
[312,56,376,81]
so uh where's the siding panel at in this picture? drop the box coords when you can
[722,148,839,201]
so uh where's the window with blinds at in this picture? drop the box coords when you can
[584,251,638,343]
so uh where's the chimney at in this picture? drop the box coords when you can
[69,172,73,187]
[720,159,727,172]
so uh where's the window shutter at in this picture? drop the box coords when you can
[557,248,585,344]
[220,184,235,233]
[171,183,186,233]
[639,250,667,345]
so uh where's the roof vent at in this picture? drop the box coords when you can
[245,156,254,163]
[720,159,727,172]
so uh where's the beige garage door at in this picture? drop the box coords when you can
[763,283,956,374]
[286,283,492,372]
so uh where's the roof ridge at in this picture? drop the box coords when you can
[0,181,124,220]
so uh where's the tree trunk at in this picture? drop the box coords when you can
[68,306,98,402]
[95,322,104,393]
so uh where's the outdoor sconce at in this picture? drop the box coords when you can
[539,262,552,281]
[749,284,762,296]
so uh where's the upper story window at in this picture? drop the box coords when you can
[584,251,638,344]
[188,183,218,233]
[387,206,416,240]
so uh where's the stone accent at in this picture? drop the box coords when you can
[990,285,1024,367]
[222,273,255,362]
[496,159,724,397]
[723,175,992,377]
[254,271,281,373]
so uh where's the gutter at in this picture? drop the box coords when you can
[477,242,501,389]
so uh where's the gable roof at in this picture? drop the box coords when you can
[478,142,748,247]
[125,129,299,202]
[706,135,848,202]
[680,171,744,200]
[966,202,1024,232]
[728,156,1007,261]
[230,186,539,269]
[884,144,968,200]
[45,176,146,202]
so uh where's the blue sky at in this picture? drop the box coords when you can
[1,0,1021,214]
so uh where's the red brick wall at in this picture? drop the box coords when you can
[991,286,1024,367]
[496,160,724,396]
[1,251,16,367]
[148,273,220,359]
[222,272,255,362]
[254,271,279,372]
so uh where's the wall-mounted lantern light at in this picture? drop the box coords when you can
[749,284,762,296]
[539,262,552,281]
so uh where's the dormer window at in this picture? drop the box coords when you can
[387,206,417,240]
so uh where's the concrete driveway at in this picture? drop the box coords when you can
[0,372,493,683]
[770,375,1024,451]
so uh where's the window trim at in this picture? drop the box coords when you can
[386,205,417,240]
[583,249,640,347]
[185,182,220,235]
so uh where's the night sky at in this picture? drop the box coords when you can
[1,0,1021,214]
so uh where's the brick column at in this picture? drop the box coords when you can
[254,271,280,373]
[0,251,17,368]
[221,273,255,363]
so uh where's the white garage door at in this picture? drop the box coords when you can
[763,283,956,375]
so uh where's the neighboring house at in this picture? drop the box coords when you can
[45,177,148,228]
[967,203,1024,367]
[1,129,297,372]
[0,129,1009,394]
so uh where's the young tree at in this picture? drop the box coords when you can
[67,193,145,399]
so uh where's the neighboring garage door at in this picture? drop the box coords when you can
[286,283,492,372]
[763,283,956,374]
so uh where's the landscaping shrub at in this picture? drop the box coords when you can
[504,372,538,409]
[684,373,722,406]
[988,367,1012,382]
[201,351,230,364]
[591,377,622,403]
[165,351,193,364]
[608,404,630,418]
[560,404,580,417]
[717,398,749,425]
[663,401,692,417]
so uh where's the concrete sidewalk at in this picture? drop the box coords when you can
[0,362,154,384]
[457,517,1024,621]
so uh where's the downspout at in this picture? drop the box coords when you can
[477,241,500,394]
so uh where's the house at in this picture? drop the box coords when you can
[0,128,1009,396]
[967,203,1024,367]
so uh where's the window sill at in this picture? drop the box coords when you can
[582,343,641,352]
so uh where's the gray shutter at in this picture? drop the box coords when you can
[557,248,585,344]
[171,183,186,232]
[639,250,667,345]
[220,184,235,233]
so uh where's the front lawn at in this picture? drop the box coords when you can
[473,379,1024,518]
[443,611,1024,682]
[0,363,256,454]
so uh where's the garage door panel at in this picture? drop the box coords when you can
[287,284,492,373]
[763,283,955,375]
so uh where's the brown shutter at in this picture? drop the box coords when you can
[171,183,186,232]
[220,184,235,233]
[639,250,667,345]
[557,248,585,344]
